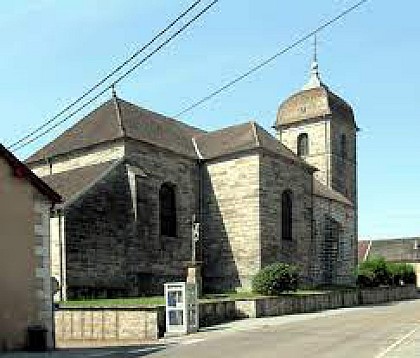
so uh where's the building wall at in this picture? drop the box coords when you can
[330,117,357,203]
[259,152,313,281]
[30,142,125,177]
[50,214,66,301]
[33,194,54,349]
[63,140,198,298]
[312,195,356,286]
[0,157,53,351]
[279,117,357,203]
[278,120,330,188]
[412,263,420,287]
[202,153,260,292]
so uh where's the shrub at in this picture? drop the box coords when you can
[388,262,416,286]
[357,257,416,288]
[357,256,390,288]
[252,263,299,295]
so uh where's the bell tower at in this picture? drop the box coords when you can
[273,51,357,203]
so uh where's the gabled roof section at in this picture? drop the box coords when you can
[313,179,353,206]
[41,160,118,203]
[26,97,206,164]
[0,144,61,203]
[363,238,420,263]
[194,121,315,170]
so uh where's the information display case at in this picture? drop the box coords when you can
[164,282,198,336]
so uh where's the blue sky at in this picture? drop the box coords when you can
[0,1,419,239]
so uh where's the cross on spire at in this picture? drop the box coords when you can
[111,85,117,99]
[302,35,323,90]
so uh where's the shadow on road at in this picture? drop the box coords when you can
[0,343,167,357]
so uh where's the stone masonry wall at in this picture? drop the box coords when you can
[259,152,313,280]
[64,140,198,298]
[50,214,66,301]
[330,117,357,203]
[312,195,356,286]
[278,120,330,187]
[202,153,260,292]
[30,142,124,177]
[33,193,54,349]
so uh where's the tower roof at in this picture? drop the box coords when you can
[274,59,356,128]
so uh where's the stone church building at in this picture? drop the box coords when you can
[27,60,358,299]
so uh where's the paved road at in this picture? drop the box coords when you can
[3,299,420,358]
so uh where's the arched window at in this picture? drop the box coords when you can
[340,134,347,159]
[297,133,309,157]
[281,190,293,241]
[159,183,177,237]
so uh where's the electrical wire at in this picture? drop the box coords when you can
[12,0,219,152]
[8,0,204,150]
[175,0,369,118]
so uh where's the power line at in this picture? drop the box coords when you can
[8,0,204,150]
[175,0,369,118]
[13,0,219,152]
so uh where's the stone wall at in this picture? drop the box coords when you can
[30,141,125,177]
[259,152,313,280]
[330,116,357,203]
[55,306,164,344]
[64,140,199,299]
[50,214,66,301]
[33,194,54,349]
[312,195,356,286]
[55,286,418,345]
[278,119,330,187]
[202,153,260,292]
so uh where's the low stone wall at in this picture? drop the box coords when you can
[54,306,164,345]
[358,285,417,305]
[55,285,417,345]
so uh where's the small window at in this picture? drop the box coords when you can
[159,183,177,237]
[297,133,309,157]
[281,190,293,241]
[340,134,347,159]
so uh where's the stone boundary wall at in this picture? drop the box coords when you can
[55,306,164,345]
[55,286,417,344]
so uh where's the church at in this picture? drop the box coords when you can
[26,58,358,300]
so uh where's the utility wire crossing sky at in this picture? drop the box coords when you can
[0,1,419,239]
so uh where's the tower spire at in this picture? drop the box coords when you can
[302,35,323,90]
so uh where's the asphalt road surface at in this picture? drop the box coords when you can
[3,298,420,358]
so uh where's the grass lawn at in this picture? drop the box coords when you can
[62,296,165,307]
[61,289,336,307]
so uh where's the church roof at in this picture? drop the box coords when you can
[26,97,205,164]
[359,238,420,263]
[26,94,312,170]
[275,60,355,128]
[41,160,117,203]
[194,121,315,170]
[313,179,353,206]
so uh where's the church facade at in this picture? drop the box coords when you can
[27,61,358,300]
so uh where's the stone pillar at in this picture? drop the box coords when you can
[186,262,202,297]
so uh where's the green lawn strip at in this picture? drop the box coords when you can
[61,289,338,307]
[61,296,165,307]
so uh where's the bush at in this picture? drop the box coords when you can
[357,256,390,288]
[357,257,416,288]
[388,262,416,286]
[252,263,299,295]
